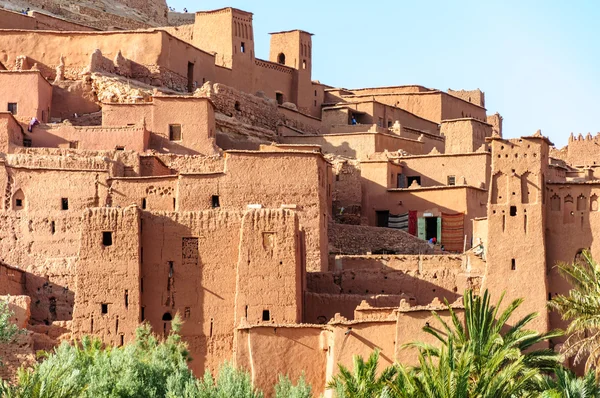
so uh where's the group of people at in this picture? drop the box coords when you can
[20,7,30,15]
[168,6,188,13]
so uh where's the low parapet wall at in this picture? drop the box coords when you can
[30,123,148,152]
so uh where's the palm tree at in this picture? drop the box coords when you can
[327,350,397,398]
[549,250,600,375]
[404,289,562,396]
[540,367,600,398]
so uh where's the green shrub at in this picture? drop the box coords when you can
[275,374,312,398]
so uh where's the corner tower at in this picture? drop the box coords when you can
[483,132,551,333]
[269,30,313,112]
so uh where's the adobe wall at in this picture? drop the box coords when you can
[0,296,35,381]
[440,92,487,121]
[108,150,330,272]
[447,88,485,108]
[139,210,242,374]
[308,256,470,308]
[0,30,216,92]
[544,182,600,331]
[137,208,303,375]
[235,209,303,326]
[329,223,433,255]
[487,112,503,137]
[344,92,443,122]
[29,123,148,151]
[330,158,361,224]
[160,23,194,43]
[0,8,36,29]
[235,325,327,398]
[347,85,432,95]
[51,79,100,121]
[484,136,550,333]
[0,113,24,152]
[344,91,487,124]
[0,71,52,122]
[281,132,424,159]
[305,255,479,323]
[253,59,295,106]
[103,97,217,156]
[367,101,440,134]
[362,182,487,248]
[394,304,465,366]
[0,157,112,325]
[0,263,25,295]
[440,118,492,154]
[178,151,330,271]
[277,106,322,134]
[396,152,491,189]
[72,206,141,347]
[561,133,600,167]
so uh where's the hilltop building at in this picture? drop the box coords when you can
[0,4,592,396]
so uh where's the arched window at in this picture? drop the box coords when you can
[575,249,587,266]
[591,194,598,211]
[277,53,286,65]
[12,189,24,210]
[577,194,587,211]
[550,194,560,211]
[162,312,172,321]
[564,195,574,224]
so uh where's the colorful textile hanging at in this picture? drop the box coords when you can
[388,213,409,231]
[441,212,464,252]
[408,210,417,236]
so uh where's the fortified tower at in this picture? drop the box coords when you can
[269,30,313,112]
[72,206,142,347]
[484,132,551,333]
[193,8,255,93]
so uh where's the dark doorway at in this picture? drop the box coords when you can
[397,174,406,188]
[407,176,421,187]
[376,210,389,227]
[187,62,194,93]
[277,53,285,64]
[425,217,437,240]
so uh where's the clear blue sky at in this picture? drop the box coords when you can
[168,0,600,147]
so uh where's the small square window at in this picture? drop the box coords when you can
[169,124,182,141]
[212,195,220,208]
[101,303,108,314]
[262,310,270,321]
[15,199,22,207]
[23,138,32,147]
[102,231,113,246]
[447,176,456,186]
[510,206,517,217]
[69,141,78,149]
[7,103,17,115]
[61,198,69,210]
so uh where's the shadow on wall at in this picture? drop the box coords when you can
[546,185,595,342]
[304,266,464,323]
[25,272,75,326]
